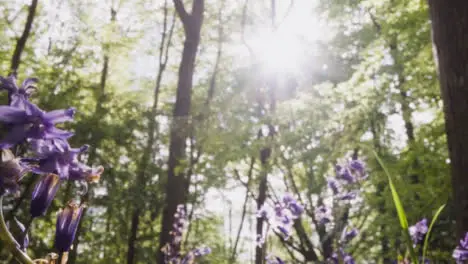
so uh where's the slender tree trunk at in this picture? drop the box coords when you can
[255,2,277,264]
[10,0,38,75]
[126,2,174,263]
[157,1,204,263]
[427,0,468,238]
[10,0,38,76]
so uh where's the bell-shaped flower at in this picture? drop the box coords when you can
[336,165,355,183]
[341,227,359,244]
[327,177,340,195]
[0,101,75,149]
[68,163,104,183]
[453,232,468,264]
[54,202,85,253]
[266,255,285,264]
[181,247,211,264]
[282,193,304,217]
[0,75,38,108]
[315,205,332,224]
[25,139,99,181]
[348,159,366,178]
[30,173,60,218]
[409,218,428,245]
[339,191,358,201]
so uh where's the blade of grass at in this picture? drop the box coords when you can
[422,204,445,263]
[373,150,418,263]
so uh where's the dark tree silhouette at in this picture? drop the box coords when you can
[427,0,468,238]
[157,1,205,263]
[10,0,38,76]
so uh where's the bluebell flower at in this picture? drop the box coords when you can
[341,227,358,244]
[329,249,355,264]
[327,177,340,195]
[30,173,60,218]
[266,255,285,264]
[0,75,37,108]
[335,158,367,184]
[328,252,339,264]
[163,204,187,261]
[0,149,29,196]
[25,139,103,182]
[172,204,187,244]
[163,204,211,263]
[339,191,357,201]
[349,159,365,176]
[258,195,304,242]
[453,232,468,264]
[315,205,332,224]
[256,233,266,247]
[282,194,304,217]
[0,101,75,149]
[181,247,211,264]
[336,165,355,183]
[257,204,273,220]
[343,254,355,264]
[54,202,85,253]
[409,218,428,245]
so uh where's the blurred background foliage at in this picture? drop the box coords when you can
[0,0,454,263]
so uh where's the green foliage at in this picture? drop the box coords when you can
[0,0,457,263]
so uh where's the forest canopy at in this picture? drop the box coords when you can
[0,0,466,263]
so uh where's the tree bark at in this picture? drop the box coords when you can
[427,0,468,238]
[157,1,204,263]
[10,0,39,76]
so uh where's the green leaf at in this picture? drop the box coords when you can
[422,204,446,263]
[373,150,418,263]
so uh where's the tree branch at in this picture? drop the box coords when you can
[173,0,190,25]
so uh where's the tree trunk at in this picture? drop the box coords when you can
[157,1,204,263]
[427,0,468,238]
[10,0,38,76]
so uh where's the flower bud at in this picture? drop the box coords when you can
[54,202,85,253]
[30,173,60,218]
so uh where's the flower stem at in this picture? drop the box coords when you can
[0,196,34,264]
[60,252,69,264]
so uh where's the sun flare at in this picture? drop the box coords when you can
[243,1,325,73]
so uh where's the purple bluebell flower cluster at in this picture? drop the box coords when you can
[257,195,304,264]
[315,205,332,224]
[341,227,359,244]
[257,194,304,242]
[409,218,428,246]
[329,249,355,264]
[162,204,211,263]
[453,232,468,263]
[0,75,104,256]
[331,157,367,200]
